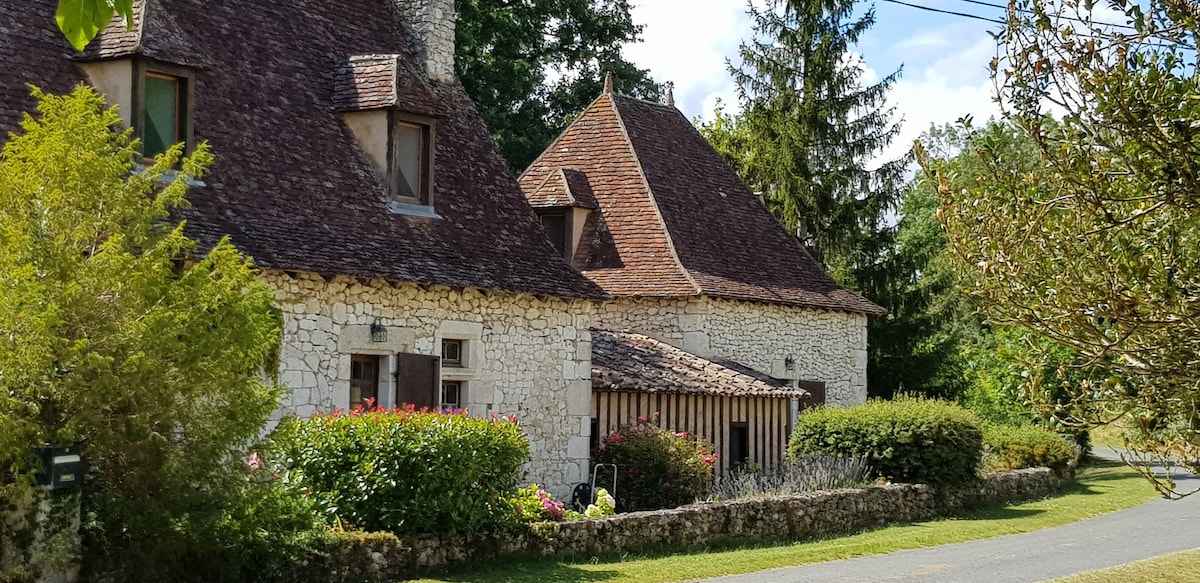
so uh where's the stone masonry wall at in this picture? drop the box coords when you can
[391,0,457,82]
[263,270,593,496]
[593,297,868,405]
[313,467,1069,580]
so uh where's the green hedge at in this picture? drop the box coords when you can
[982,423,1074,473]
[268,408,529,536]
[788,398,983,487]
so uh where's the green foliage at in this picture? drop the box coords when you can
[268,407,529,535]
[593,420,716,512]
[55,0,133,51]
[456,0,662,171]
[788,398,984,487]
[0,86,287,579]
[924,0,1200,494]
[982,424,1074,473]
[699,0,908,275]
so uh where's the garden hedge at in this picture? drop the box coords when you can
[788,398,984,487]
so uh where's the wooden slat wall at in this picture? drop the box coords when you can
[592,392,793,475]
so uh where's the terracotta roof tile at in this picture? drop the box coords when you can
[519,95,699,298]
[522,93,885,315]
[591,329,809,398]
[526,167,598,209]
[3,0,605,300]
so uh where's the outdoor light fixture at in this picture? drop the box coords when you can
[370,321,387,343]
[33,444,82,491]
[784,355,795,371]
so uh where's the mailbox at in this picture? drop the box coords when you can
[32,444,82,491]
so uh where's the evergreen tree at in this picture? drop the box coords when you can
[701,0,911,396]
[702,0,908,279]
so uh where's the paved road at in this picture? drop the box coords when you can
[697,448,1200,583]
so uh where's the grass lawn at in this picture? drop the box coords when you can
[1048,547,1200,582]
[412,461,1156,583]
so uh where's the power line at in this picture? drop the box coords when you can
[879,0,1005,25]
[948,0,1144,33]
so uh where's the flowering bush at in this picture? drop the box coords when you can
[267,403,529,536]
[593,418,716,511]
[584,488,616,518]
[510,484,566,522]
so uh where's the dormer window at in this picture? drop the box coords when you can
[141,71,187,159]
[390,114,434,205]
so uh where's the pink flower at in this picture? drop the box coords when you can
[662,482,671,489]
[637,415,648,423]
[247,451,262,470]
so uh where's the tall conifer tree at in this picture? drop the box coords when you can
[702,0,908,280]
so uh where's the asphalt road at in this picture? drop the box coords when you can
[695,448,1200,583]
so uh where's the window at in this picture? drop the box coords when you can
[539,212,568,258]
[389,114,434,205]
[349,354,380,409]
[441,339,463,367]
[140,71,188,160]
[441,380,462,410]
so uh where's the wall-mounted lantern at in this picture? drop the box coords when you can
[784,355,795,371]
[370,320,387,343]
[32,444,82,491]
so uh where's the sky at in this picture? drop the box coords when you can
[621,0,1010,166]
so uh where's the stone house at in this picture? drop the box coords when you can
[520,81,885,469]
[0,0,606,494]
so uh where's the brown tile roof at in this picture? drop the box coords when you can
[2,0,605,300]
[331,54,440,117]
[520,94,885,315]
[77,0,211,67]
[526,168,598,209]
[591,330,809,398]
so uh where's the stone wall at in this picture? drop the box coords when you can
[313,468,1068,581]
[263,270,593,496]
[593,297,868,405]
[391,0,457,82]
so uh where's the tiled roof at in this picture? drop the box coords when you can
[331,54,440,117]
[520,93,885,315]
[3,0,605,300]
[526,167,598,209]
[591,329,809,398]
[76,0,211,67]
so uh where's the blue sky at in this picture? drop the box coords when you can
[622,0,1009,164]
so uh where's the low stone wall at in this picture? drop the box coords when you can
[313,467,1068,581]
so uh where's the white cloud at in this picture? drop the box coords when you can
[625,0,751,120]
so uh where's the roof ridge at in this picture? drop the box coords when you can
[608,96,702,296]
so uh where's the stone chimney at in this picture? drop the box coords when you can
[393,0,457,83]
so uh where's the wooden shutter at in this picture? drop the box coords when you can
[395,352,440,409]
[798,381,826,408]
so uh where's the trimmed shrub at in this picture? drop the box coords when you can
[982,423,1074,473]
[788,398,984,487]
[268,406,529,535]
[593,419,716,511]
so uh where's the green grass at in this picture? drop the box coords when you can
[411,461,1156,583]
[1048,547,1200,582]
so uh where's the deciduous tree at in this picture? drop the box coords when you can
[926,0,1200,495]
[0,86,285,574]
[456,0,662,171]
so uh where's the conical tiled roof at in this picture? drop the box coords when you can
[520,93,885,315]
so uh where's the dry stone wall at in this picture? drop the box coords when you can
[263,270,593,496]
[313,468,1068,581]
[594,297,868,404]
